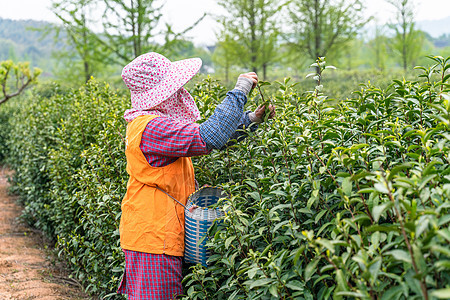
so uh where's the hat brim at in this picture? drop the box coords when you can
[130,57,202,109]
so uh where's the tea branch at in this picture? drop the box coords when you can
[382,173,429,300]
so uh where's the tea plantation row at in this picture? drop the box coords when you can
[0,57,449,299]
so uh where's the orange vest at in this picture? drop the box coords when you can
[119,115,196,256]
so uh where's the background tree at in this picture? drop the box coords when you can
[336,38,364,70]
[387,0,424,71]
[285,0,368,70]
[50,0,205,82]
[368,25,389,71]
[99,0,163,64]
[52,0,106,83]
[216,0,284,80]
[0,60,41,105]
[213,33,241,83]
[100,0,205,64]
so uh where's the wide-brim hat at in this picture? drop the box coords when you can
[122,52,202,110]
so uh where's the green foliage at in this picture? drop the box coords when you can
[183,56,450,299]
[0,110,9,163]
[0,100,19,163]
[0,59,42,105]
[6,80,128,298]
[387,0,425,71]
[285,0,369,64]
[216,0,285,79]
[1,55,449,299]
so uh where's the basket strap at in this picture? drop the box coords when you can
[154,185,187,209]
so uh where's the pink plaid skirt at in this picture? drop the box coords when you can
[117,250,183,300]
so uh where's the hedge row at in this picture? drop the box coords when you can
[5,81,129,297]
[183,57,450,299]
[1,56,449,299]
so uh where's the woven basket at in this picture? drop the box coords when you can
[184,186,227,266]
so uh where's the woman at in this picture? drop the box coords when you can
[117,52,275,299]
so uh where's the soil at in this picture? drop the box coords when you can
[0,166,89,300]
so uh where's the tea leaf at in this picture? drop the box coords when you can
[305,258,319,281]
[285,280,304,291]
[249,278,275,289]
[381,285,404,300]
[431,288,450,299]
[373,202,393,223]
[342,177,352,196]
[374,182,389,194]
[386,250,411,264]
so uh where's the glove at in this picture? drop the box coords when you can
[234,76,254,95]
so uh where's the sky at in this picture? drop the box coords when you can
[0,0,449,45]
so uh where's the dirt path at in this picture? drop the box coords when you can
[0,166,89,300]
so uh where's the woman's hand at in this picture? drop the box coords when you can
[255,104,276,120]
[234,72,258,95]
[238,72,258,89]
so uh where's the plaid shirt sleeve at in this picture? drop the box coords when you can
[224,110,258,148]
[140,117,211,167]
[199,89,258,150]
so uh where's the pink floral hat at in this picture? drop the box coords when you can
[122,52,202,123]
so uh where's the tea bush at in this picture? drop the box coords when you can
[0,103,15,163]
[5,80,130,296]
[183,57,450,300]
[1,56,449,299]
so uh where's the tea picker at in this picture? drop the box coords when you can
[118,52,275,299]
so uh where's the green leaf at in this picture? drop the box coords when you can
[337,291,365,297]
[431,288,450,299]
[374,182,389,194]
[293,245,306,265]
[244,180,258,189]
[247,191,260,201]
[258,81,271,87]
[368,257,382,284]
[413,245,427,273]
[438,214,450,226]
[270,189,288,197]
[387,163,411,181]
[342,177,352,196]
[307,194,318,209]
[305,258,320,281]
[225,236,235,249]
[316,238,335,253]
[248,267,258,279]
[381,285,404,300]
[285,280,304,291]
[249,278,275,289]
[111,267,123,272]
[373,202,393,223]
[435,260,450,270]
[437,228,450,242]
[366,224,400,233]
[431,245,450,256]
[415,216,430,237]
[386,249,412,264]
[269,284,278,297]
[315,210,327,224]
[335,269,348,292]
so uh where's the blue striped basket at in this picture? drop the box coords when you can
[184,186,227,266]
